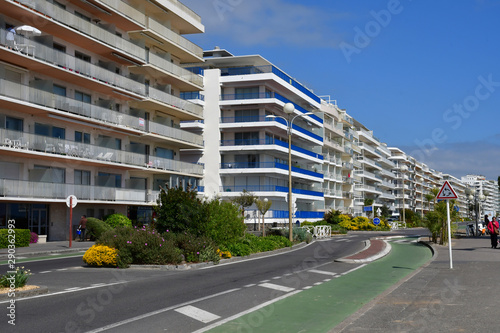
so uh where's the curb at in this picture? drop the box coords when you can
[334,238,393,264]
[0,286,48,301]
[0,248,89,260]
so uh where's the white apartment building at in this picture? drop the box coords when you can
[187,48,324,227]
[461,175,500,218]
[0,0,205,240]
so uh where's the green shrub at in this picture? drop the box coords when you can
[97,226,182,268]
[323,209,342,225]
[226,242,252,256]
[205,199,246,246]
[171,232,219,263]
[0,267,32,288]
[292,227,313,243]
[86,217,113,241]
[0,229,31,248]
[104,214,132,228]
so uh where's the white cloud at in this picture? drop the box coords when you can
[182,0,347,48]
[400,137,500,181]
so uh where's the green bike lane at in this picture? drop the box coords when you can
[205,240,433,333]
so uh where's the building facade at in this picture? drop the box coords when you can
[0,0,205,239]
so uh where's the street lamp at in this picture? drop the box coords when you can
[400,165,408,225]
[266,102,315,242]
[467,190,486,236]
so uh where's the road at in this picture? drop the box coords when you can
[0,230,428,333]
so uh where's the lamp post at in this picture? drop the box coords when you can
[400,165,408,225]
[467,190,486,236]
[266,102,315,242]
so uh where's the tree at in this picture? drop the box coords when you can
[255,198,272,236]
[324,209,342,225]
[430,187,440,208]
[425,194,434,212]
[205,199,246,246]
[154,185,208,235]
[380,205,391,219]
[231,190,257,217]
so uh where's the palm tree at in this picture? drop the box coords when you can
[425,194,434,212]
[430,187,440,210]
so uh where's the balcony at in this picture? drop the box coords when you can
[220,162,323,180]
[129,16,203,62]
[7,0,146,63]
[0,178,154,203]
[220,185,323,197]
[129,51,204,91]
[0,128,203,176]
[0,79,203,148]
[130,86,203,120]
[220,138,323,161]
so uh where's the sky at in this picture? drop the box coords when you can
[180,0,500,180]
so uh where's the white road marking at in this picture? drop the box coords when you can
[308,269,337,276]
[258,283,295,293]
[39,271,51,274]
[175,305,220,323]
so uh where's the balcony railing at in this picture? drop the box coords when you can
[220,185,323,197]
[0,178,154,203]
[147,51,203,87]
[0,128,204,176]
[15,0,145,61]
[147,86,203,118]
[0,78,203,147]
[220,138,323,160]
[146,16,203,59]
[220,115,322,142]
[220,162,323,179]
[180,92,205,101]
[0,27,145,96]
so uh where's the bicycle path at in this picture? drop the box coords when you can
[204,238,432,333]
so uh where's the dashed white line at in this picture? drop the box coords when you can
[308,269,337,276]
[39,271,51,274]
[258,283,295,293]
[175,305,220,323]
[243,284,256,288]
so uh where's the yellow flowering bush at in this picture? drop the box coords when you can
[83,245,118,267]
[338,214,354,230]
[217,249,232,259]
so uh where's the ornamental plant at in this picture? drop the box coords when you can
[0,266,32,288]
[82,245,118,267]
[30,232,38,244]
[104,214,132,228]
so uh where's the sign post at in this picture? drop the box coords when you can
[436,181,458,269]
[66,195,78,248]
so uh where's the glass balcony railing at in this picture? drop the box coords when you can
[220,138,323,160]
[0,178,155,203]
[147,86,203,118]
[147,52,203,87]
[180,92,205,101]
[0,78,203,147]
[15,0,145,61]
[0,128,204,175]
[220,185,323,197]
[220,115,322,142]
[220,162,323,179]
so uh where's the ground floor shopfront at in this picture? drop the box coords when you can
[0,202,153,241]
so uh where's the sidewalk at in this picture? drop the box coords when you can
[0,240,93,259]
[333,235,498,332]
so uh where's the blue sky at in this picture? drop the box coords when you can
[181,0,500,180]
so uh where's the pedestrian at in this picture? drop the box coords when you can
[487,216,498,249]
[79,215,87,241]
[5,25,16,50]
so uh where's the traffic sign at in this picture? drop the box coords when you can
[436,181,458,200]
[373,217,381,226]
[66,195,77,208]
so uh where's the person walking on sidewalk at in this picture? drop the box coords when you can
[78,215,87,241]
[487,216,498,248]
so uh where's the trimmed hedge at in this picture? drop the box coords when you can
[86,217,113,241]
[0,229,31,248]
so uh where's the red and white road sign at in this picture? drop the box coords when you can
[436,181,458,200]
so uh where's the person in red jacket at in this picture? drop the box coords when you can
[487,216,499,248]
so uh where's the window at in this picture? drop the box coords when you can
[53,43,66,53]
[235,87,259,99]
[97,172,121,188]
[75,131,90,144]
[156,147,173,159]
[235,132,259,145]
[97,135,121,150]
[75,51,91,63]
[34,165,66,183]
[75,170,91,185]
[53,84,66,97]
[235,109,259,122]
[53,0,65,9]
[35,123,65,139]
[74,11,91,22]
[75,91,91,103]
[5,116,23,131]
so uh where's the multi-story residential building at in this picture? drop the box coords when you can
[462,175,499,218]
[0,0,205,240]
[187,48,324,227]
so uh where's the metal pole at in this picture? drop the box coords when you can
[69,196,73,248]
[288,128,293,242]
[446,199,453,269]
[475,198,478,237]
[402,174,405,224]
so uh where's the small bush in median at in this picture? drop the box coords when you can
[104,214,132,228]
[0,266,32,288]
[86,217,113,241]
[83,245,118,267]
